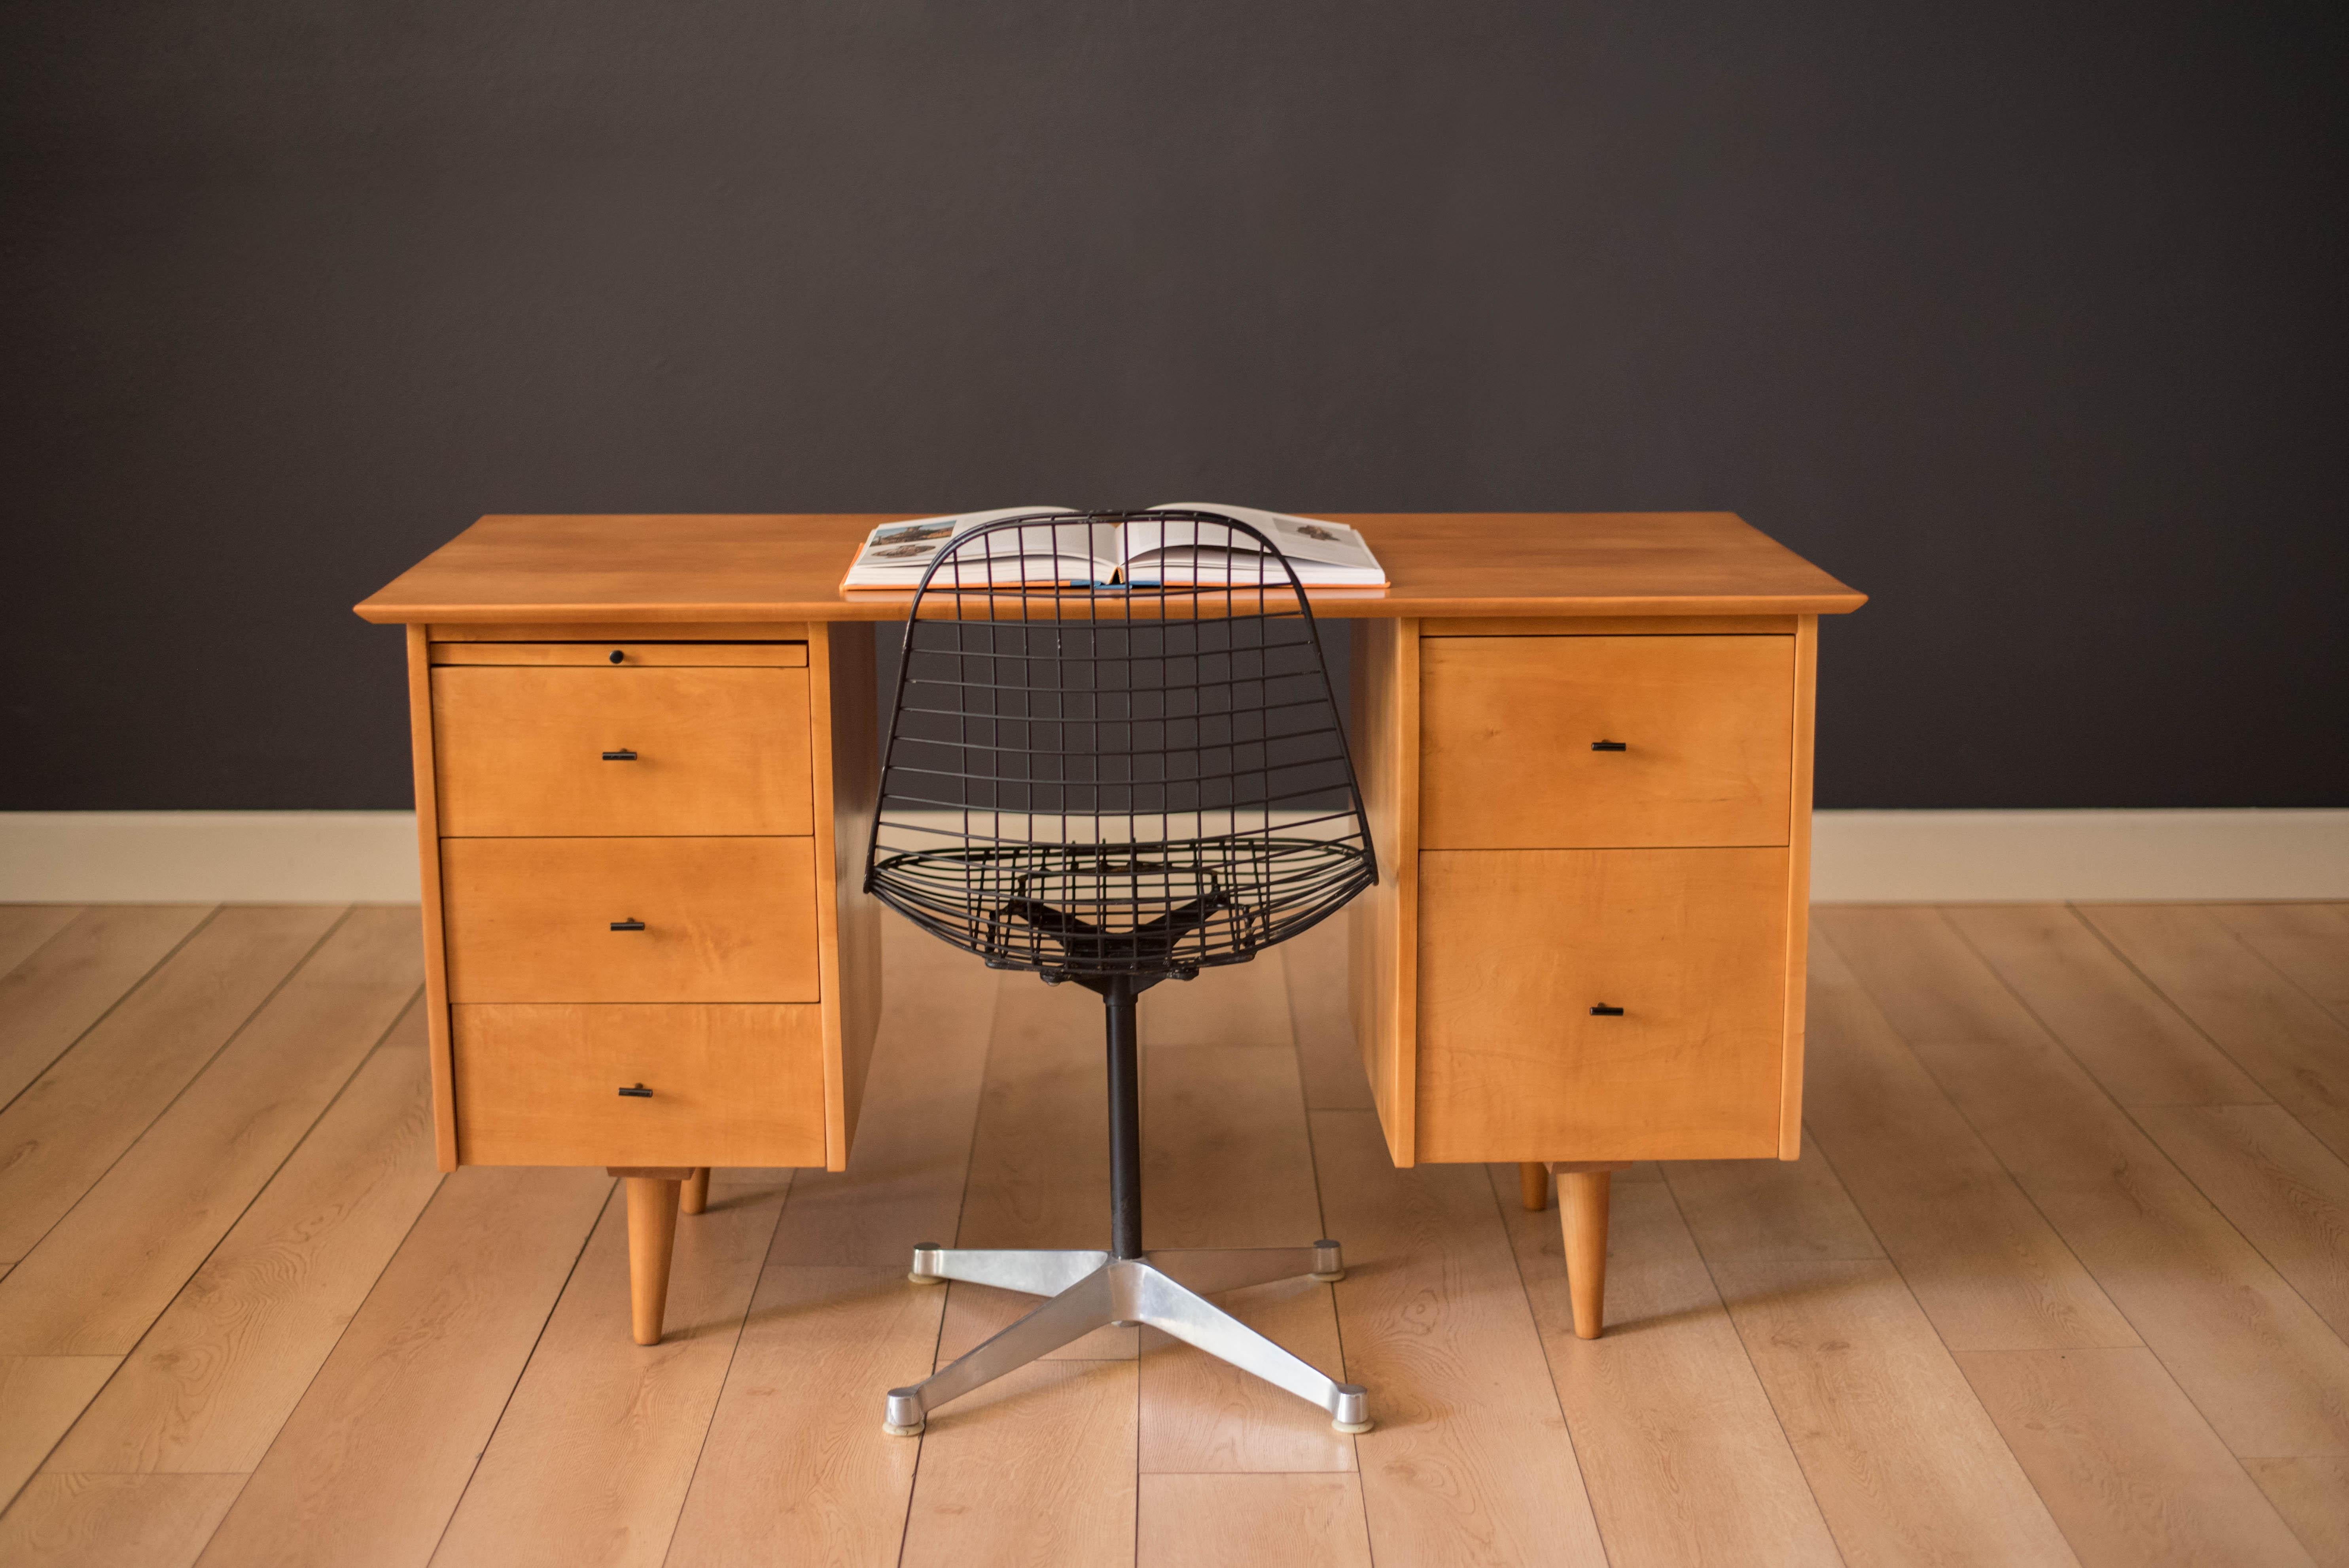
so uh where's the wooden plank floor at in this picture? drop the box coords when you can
[0,902,2344,1565]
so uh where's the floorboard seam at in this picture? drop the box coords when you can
[1938,907,2349,1358]
[1830,908,2327,1553]
[0,903,222,1120]
[654,1171,793,1568]
[422,1176,614,1568]
[896,965,1005,1568]
[1,907,354,1269]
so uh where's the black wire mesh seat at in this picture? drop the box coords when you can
[863,510,1380,1439]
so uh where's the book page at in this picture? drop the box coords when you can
[1117,504,1385,585]
[843,508,1119,586]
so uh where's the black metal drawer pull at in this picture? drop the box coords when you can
[1591,740,1628,752]
[602,749,638,761]
[617,1083,652,1097]
[610,919,645,931]
[608,649,626,664]
[1590,1004,1625,1016]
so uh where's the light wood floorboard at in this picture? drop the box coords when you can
[1803,936,2140,1351]
[2080,904,2349,1161]
[429,1180,784,1568]
[2132,1104,2349,1340]
[0,910,421,1354]
[1285,916,1376,1111]
[895,965,1143,1561]
[1138,1042,1354,1474]
[0,906,83,980]
[187,1166,610,1568]
[898,1357,1139,1567]
[1666,1146,2080,1567]
[1958,1346,2318,1567]
[0,1473,244,1568]
[2245,1456,2349,1566]
[47,1009,442,1474]
[1141,948,1294,1049]
[1492,1166,1842,1567]
[1313,1106,1610,1567]
[4,902,2349,1564]
[0,905,210,1111]
[0,1356,119,1507]
[0,905,341,1263]
[1137,1472,1374,1568]
[2210,904,2349,1026]
[1820,906,2349,1459]
[1947,904,2271,1107]
[664,923,992,1565]
[937,974,1135,1362]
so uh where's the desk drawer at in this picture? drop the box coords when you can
[452,1003,827,1166]
[432,660,812,836]
[1420,636,1794,849]
[441,837,820,1003]
[1414,847,1788,1162]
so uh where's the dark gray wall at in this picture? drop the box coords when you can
[4,2,2342,811]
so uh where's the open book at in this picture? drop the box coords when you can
[839,504,1387,590]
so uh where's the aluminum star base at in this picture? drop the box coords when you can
[885,1243,1368,1437]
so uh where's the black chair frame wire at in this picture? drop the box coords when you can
[865,510,1378,1437]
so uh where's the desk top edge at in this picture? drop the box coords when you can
[354,512,1867,625]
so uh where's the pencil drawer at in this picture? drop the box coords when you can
[452,1003,828,1166]
[430,656,813,836]
[1413,847,1789,1162]
[1419,636,1794,849]
[440,837,821,1003]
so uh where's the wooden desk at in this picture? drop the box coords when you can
[359,513,1863,1343]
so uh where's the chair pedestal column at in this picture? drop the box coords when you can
[888,978,1367,1436]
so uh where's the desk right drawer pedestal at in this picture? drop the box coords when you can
[1348,614,1817,1336]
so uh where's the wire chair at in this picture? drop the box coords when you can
[865,509,1378,1438]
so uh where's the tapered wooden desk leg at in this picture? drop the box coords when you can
[681,1167,710,1216]
[1518,1161,1550,1211]
[611,1169,688,1345]
[1560,1169,1615,1340]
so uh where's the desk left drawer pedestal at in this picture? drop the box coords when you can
[403,621,881,1344]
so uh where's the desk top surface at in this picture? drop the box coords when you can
[355,512,1865,625]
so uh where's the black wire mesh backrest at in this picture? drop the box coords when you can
[864,510,1378,982]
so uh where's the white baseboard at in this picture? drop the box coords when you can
[1808,809,2349,902]
[0,812,423,903]
[1,808,2343,905]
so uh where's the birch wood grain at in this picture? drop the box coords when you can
[0,910,421,1354]
[2080,903,2349,1161]
[0,905,341,1263]
[1803,936,2140,1351]
[1946,904,2269,1106]
[0,906,83,981]
[1491,1170,1840,1568]
[0,1473,244,1568]
[1137,1473,1374,1568]
[191,1167,609,1568]
[46,1016,442,1473]
[1311,1108,1609,1567]
[1702,1256,2081,1568]
[430,1180,784,1567]
[1957,1346,2316,1568]
[2209,903,2349,1026]
[1138,1043,1351,1474]
[0,1356,119,1507]
[0,906,209,1108]
[1821,905,2349,1458]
